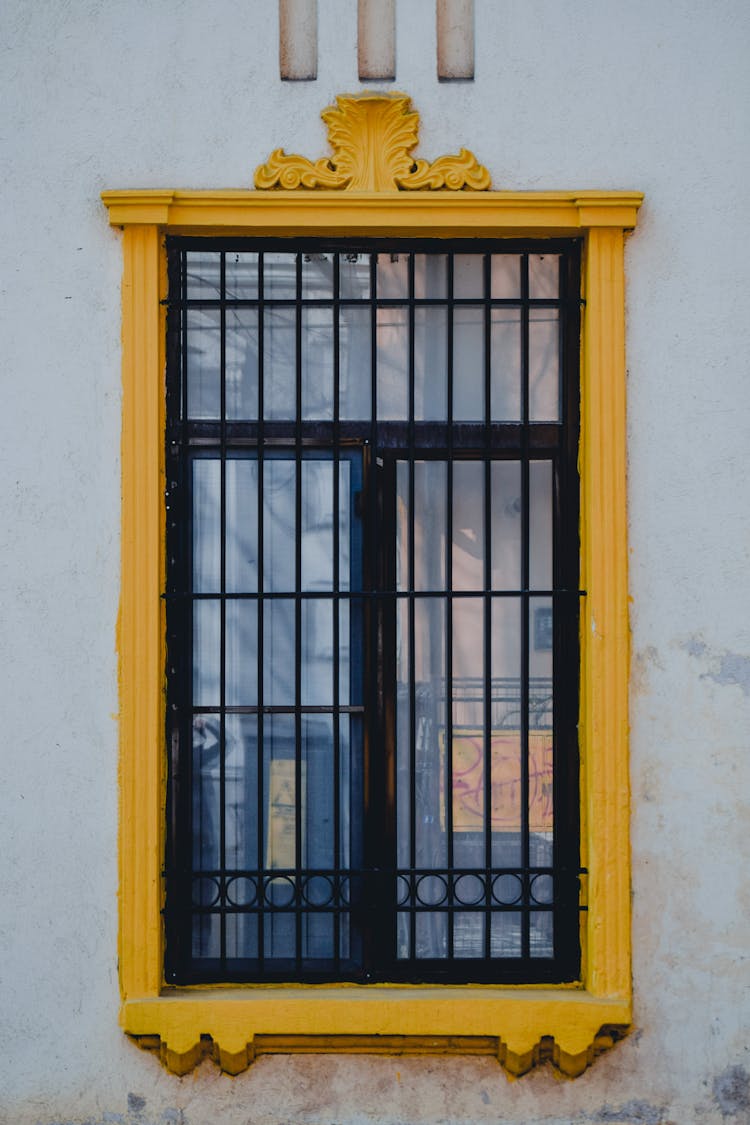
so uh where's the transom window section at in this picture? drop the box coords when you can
[165,240,582,985]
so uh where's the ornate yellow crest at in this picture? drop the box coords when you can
[254,92,491,192]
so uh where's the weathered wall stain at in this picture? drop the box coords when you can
[683,636,750,697]
[713,1064,750,1118]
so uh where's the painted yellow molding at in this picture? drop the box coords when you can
[104,133,641,1076]
[253,92,490,191]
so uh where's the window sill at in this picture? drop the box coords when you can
[123,987,630,1077]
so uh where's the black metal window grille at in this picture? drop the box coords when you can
[165,239,582,985]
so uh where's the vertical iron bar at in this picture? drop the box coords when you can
[520,252,531,960]
[407,253,417,963]
[367,249,385,979]
[446,253,455,960]
[295,252,303,972]
[257,252,266,970]
[219,252,227,973]
[483,252,492,960]
[332,253,341,971]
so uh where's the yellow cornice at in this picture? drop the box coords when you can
[102,189,643,234]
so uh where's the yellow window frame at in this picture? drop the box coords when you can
[103,184,641,1079]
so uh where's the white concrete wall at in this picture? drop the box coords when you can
[1,2,749,1122]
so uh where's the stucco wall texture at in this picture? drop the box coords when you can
[1,2,749,1123]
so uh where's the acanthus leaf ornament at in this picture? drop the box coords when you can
[254,93,491,192]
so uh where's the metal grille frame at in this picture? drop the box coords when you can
[164,236,583,986]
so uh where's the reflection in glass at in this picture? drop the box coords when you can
[491,461,521,590]
[193,600,220,706]
[339,252,370,299]
[226,308,259,419]
[377,306,408,419]
[397,461,447,592]
[529,253,559,299]
[453,306,484,420]
[529,461,553,589]
[453,254,484,298]
[225,714,259,870]
[225,600,257,706]
[414,253,447,298]
[339,306,371,420]
[192,712,221,868]
[264,307,296,420]
[192,459,220,592]
[491,598,522,868]
[414,307,447,420]
[301,459,333,590]
[225,251,258,300]
[491,307,521,420]
[264,252,297,299]
[302,252,333,299]
[187,308,220,419]
[186,252,221,300]
[491,254,521,298]
[263,599,294,706]
[263,459,295,592]
[452,462,484,592]
[226,458,258,593]
[529,308,560,421]
[376,252,408,298]
[302,306,334,419]
[302,599,333,706]
[263,714,296,959]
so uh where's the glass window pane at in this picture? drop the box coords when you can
[452,462,484,592]
[529,308,560,421]
[339,306,371,420]
[187,308,220,419]
[302,459,333,591]
[263,458,296,592]
[264,252,297,300]
[192,459,221,592]
[302,252,333,299]
[453,306,484,421]
[263,600,295,706]
[529,460,553,589]
[302,714,334,867]
[491,254,521,298]
[225,714,259,869]
[414,253,447,298]
[491,461,521,589]
[193,599,220,706]
[529,253,559,299]
[377,252,409,298]
[186,252,221,300]
[411,461,447,591]
[226,458,258,594]
[339,252,370,299]
[225,599,257,706]
[264,307,296,420]
[377,306,408,420]
[225,308,259,419]
[491,307,521,421]
[414,306,447,420]
[302,306,334,420]
[225,251,258,300]
[192,713,221,868]
[453,254,484,298]
[302,599,333,706]
[491,599,522,868]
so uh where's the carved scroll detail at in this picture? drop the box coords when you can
[254,92,491,192]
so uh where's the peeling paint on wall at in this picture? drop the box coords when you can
[682,635,750,697]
